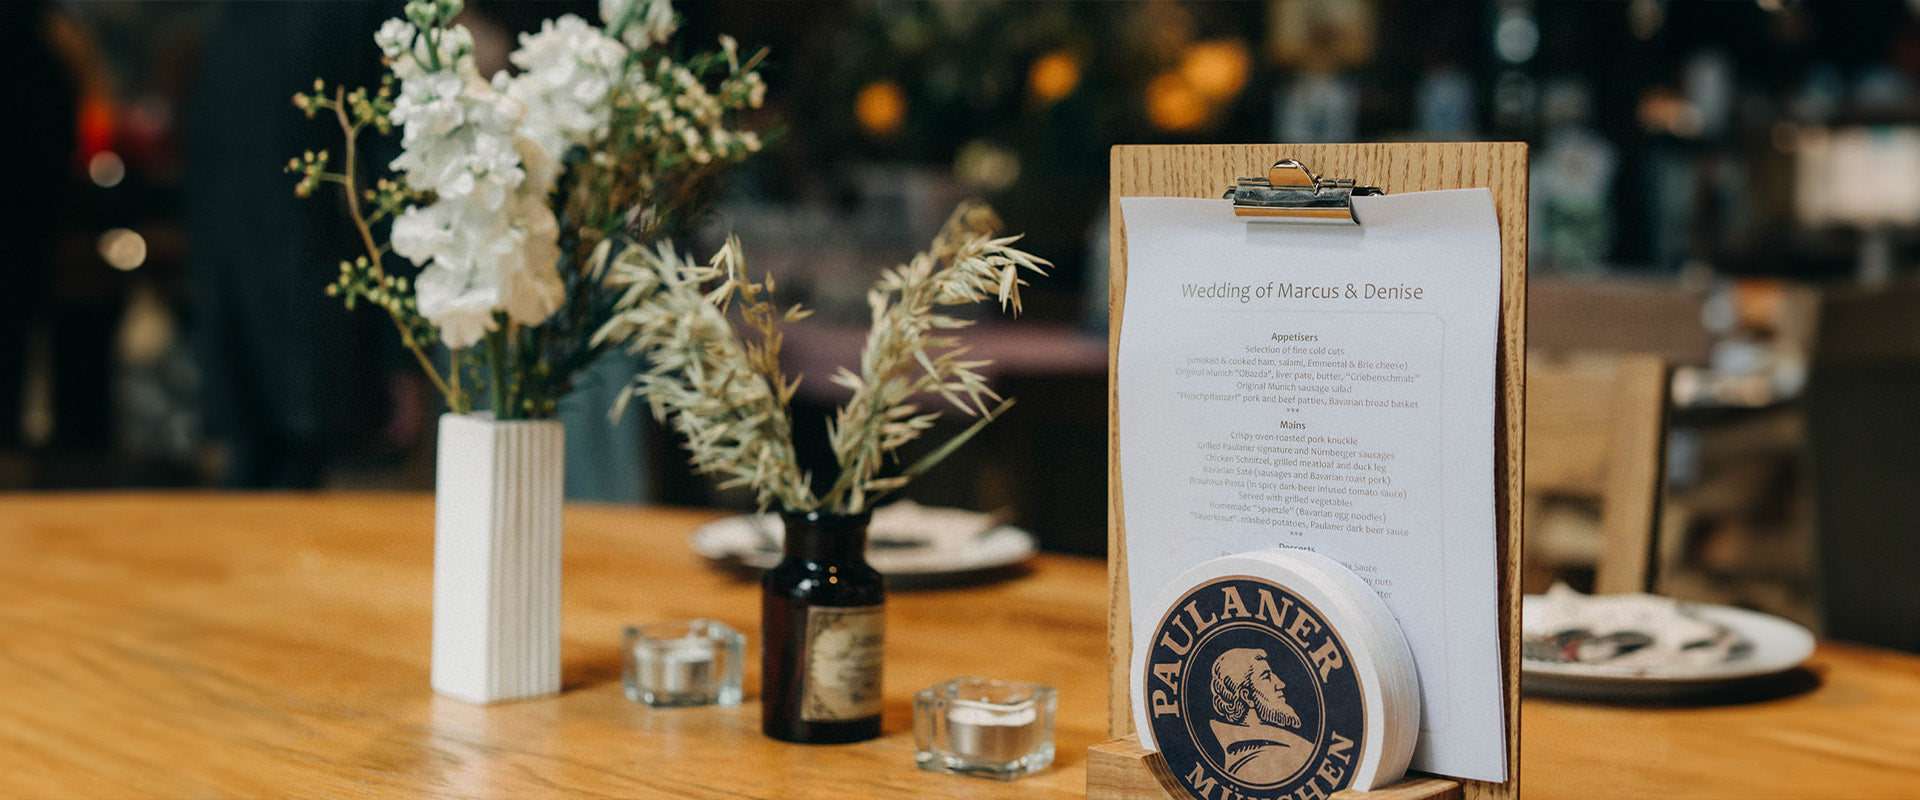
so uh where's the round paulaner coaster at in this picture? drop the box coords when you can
[1133,550,1418,799]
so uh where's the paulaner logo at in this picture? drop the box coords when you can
[1146,575,1364,800]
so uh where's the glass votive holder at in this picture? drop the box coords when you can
[913,677,1057,781]
[621,619,744,708]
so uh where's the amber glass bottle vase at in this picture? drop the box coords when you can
[761,509,885,743]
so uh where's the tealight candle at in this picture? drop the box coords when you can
[913,677,1056,781]
[641,636,714,693]
[946,701,1039,762]
[622,620,744,708]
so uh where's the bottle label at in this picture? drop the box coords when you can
[801,605,884,722]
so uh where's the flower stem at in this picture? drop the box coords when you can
[330,88,466,413]
[485,326,511,420]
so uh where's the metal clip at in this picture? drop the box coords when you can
[1224,159,1382,224]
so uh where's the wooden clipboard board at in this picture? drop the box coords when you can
[1094,143,1527,800]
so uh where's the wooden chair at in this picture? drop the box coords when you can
[1529,277,1712,366]
[1524,354,1672,595]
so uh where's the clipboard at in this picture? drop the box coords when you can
[1093,143,1527,800]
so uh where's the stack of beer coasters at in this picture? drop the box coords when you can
[1132,549,1419,797]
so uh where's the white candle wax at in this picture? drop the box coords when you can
[637,636,715,694]
[946,702,1038,763]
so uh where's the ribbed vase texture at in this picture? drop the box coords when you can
[430,413,565,704]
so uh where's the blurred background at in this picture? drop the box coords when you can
[5,0,1920,649]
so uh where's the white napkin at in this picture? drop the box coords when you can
[1523,583,1749,674]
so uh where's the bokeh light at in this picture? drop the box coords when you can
[98,228,147,271]
[954,139,1021,192]
[1027,50,1082,104]
[1179,39,1250,101]
[88,151,126,188]
[1145,73,1208,132]
[854,80,908,139]
[1494,9,1541,64]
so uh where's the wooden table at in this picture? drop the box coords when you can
[2,494,1918,799]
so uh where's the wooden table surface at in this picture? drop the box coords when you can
[1,493,1917,799]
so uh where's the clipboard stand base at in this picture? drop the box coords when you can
[1086,737,1462,800]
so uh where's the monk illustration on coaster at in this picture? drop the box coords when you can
[1208,648,1314,784]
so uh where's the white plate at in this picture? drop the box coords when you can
[689,504,1037,586]
[1521,595,1816,700]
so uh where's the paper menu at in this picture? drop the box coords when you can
[1116,191,1507,782]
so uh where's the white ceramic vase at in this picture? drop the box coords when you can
[430,412,565,704]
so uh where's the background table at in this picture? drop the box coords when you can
[1,493,1917,798]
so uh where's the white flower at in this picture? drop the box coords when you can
[466,70,526,131]
[629,0,677,49]
[496,197,565,326]
[389,140,461,197]
[516,137,558,199]
[744,73,766,108]
[465,133,526,210]
[390,70,465,139]
[415,260,501,349]
[401,190,565,342]
[383,16,476,79]
[510,19,588,81]
[388,62,527,208]
[505,14,628,171]
[385,37,565,341]
[598,0,627,25]
[403,191,551,347]
[390,204,455,265]
[375,1,764,349]
[414,23,473,73]
[375,19,417,59]
[439,24,475,63]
